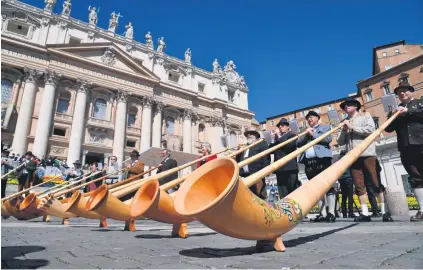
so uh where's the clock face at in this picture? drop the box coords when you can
[226,72,237,83]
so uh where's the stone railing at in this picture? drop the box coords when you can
[127,126,141,135]
[87,117,114,130]
[54,112,73,122]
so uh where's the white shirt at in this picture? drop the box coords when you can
[304,125,319,159]
[242,148,250,173]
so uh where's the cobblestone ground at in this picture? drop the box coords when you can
[2,215,423,269]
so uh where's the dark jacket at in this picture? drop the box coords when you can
[157,158,178,184]
[236,140,270,175]
[385,98,423,151]
[269,131,298,172]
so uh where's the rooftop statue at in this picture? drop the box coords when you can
[44,0,57,11]
[185,48,192,64]
[88,6,99,26]
[108,11,122,33]
[61,0,71,16]
[212,58,222,74]
[157,37,166,53]
[145,31,153,47]
[124,22,133,39]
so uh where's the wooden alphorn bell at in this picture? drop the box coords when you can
[84,140,264,232]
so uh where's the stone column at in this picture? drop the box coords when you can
[33,71,61,158]
[140,96,154,153]
[112,90,128,166]
[152,101,165,148]
[67,79,91,165]
[183,109,193,153]
[211,116,225,154]
[11,68,43,155]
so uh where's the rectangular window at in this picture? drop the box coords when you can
[127,114,136,127]
[270,120,274,126]
[394,49,400,55]
[327,105,333,111]
[198,83,205,93]
[53,127,66,137]
[6,20,30,36]
[399,76,409,83]
[57,99,69,113]
[385,65,392,70]
[168,73,180,83]
[382,52,387,58]
[126,140,136,148]
[315,107,321,113]
[382,85,391,95]
[69,36,82,44]
[366,92,373,101]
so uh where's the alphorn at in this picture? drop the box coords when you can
[0,163,24,179]
[173,114,400,251]
[14,159,130,221]
[128,131,309,238]
[35,166,161,228]
[85,140,264,232]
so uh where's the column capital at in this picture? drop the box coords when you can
[142,96,155,108]
[183,109,194,120]
[76,79,92,94]
[23,67,43,83]
[116,89,130,103]
[154,101,166,115]
[208,115,224,127]
[44,70,62,87]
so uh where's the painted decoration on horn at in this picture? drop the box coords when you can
[252,195,303,226]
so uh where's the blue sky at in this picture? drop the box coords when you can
[23,0,423,121]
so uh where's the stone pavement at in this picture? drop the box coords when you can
[1,215,423,269]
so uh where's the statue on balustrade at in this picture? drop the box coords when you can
[61,0,71,16]
[108,11,122,32]
[124,22,134,39]
[157,37,166,53]
[88,6,99,25]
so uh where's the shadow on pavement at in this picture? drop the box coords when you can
[179,223,358,258]
[1,246,49,269]
[135,232,217,239]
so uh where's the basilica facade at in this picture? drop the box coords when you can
[1,0,254,166]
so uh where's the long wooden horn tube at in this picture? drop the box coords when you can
[0,163,24,179]
[1,173,64,202]
[173,114,399,246]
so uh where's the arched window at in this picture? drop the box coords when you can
[93,98,107,119]
[1,79,13,105]
[198,123,205,142]
[56,91,71,113]
[165,116,175,135]
[127,107,138,127]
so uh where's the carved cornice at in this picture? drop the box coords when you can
[208,115,224,127]
[44,70,61,87]
[142,96,155,108]
[40,17,50,27]
[58,20,68,30]
[23,67,43,83]
[76,78,91,94]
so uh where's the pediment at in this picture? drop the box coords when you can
[47,43,159,82]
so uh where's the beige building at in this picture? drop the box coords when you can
[1,0,254,167]
[261,40,423,194]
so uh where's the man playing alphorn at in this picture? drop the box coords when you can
[338,98,393,222]
[297,111,336,222]
[385,81,423,222]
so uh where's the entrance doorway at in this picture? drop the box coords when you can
[85,152,104,169]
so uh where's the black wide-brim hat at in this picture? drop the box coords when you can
[24,151,33,156]
[130,150,140,156]
[73,160,82,165]
[276,118,290,127]
[340,98,361,111]
[305,111,320,120]
[244,129,261,139]
[394,81,415,95]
